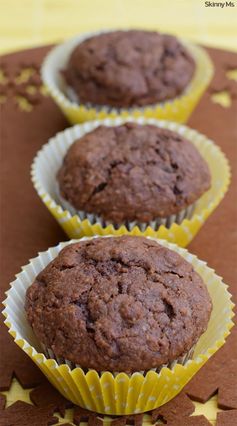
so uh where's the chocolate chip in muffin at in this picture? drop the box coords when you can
[57,123,211,224]
[25,236,212,373]
[64,30,195,108]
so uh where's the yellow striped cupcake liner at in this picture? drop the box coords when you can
[31,117,230,247]
[41,30,213,125]
[2,236,234,415]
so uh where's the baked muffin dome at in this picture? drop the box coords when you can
[57,123,211,223]
[25,236,212,372]
[64,30,195,108]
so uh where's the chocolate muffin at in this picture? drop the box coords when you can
[25,236,212,373]
[64,30,195,108]
[57,123,211,224]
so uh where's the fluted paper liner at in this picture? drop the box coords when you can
[3,236,234,415]
[56,182,197,232]
[41,30,213,125]
[31,117,230,247]
[41,343,195,374]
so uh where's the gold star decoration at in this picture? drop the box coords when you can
[1,377,34,408]
[0,65,48,111]
[54,408,75,425]
[211,90,232,108]
[226,68,237,82]
[191,394,223,426]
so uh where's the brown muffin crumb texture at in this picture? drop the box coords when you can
[57,123,211,223]
[25,236,212,372]
[64,30,195,108]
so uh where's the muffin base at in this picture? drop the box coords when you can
[41,343,195,375]
[56,185,196,231]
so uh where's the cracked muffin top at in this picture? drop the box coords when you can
[64,30,195,108]
[25,236,212,372]
[57,123,211,223]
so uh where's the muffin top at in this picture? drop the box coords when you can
[64,30,195,108]
[25,236,212,372]
[57,123,211,223]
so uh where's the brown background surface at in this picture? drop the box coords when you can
[0,45,237,425]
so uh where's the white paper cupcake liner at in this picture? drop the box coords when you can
[2,236,234,415]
